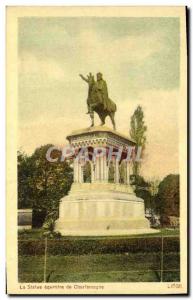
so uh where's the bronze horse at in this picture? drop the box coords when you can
[79,73,117,130]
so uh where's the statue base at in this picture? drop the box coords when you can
[55,183,158,236]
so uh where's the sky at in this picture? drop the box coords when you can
[18,17,180,180]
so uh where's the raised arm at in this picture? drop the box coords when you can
[79,74,89,83]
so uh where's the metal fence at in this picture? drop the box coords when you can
[18,235,180,283]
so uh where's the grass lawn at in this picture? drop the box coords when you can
[18,228,180,283]
[18,252,180,283]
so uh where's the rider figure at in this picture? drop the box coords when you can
[95,72,109,111]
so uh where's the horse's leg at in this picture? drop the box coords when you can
[99,112,105,126]
[109,112,116,130]
[90,111,94,127]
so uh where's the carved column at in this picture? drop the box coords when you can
[95,157,100,181]
[115,159,120,184]
[100,156,104,181]
[95,158,97,181]
[126,161,130,185]
[91,161,94,183]
[73,159,78,183]
[78,162,83,183]
[103,154,108,181]
[81,164,84,183]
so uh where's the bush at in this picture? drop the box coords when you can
[18,236,180,256]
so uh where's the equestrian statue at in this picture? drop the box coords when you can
[79,72,117,130]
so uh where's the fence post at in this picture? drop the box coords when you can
[43,237,47,282]
[160,235,164,282]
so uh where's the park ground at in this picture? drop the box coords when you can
[18,228,180,283]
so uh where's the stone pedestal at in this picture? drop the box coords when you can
[55,126,157,236]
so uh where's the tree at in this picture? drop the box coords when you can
[155,174,179,225]
[30,145,73,211]
[17,151,35,209]
[130,106,147,176]
[133,175,152,210]
[17,145,73,227]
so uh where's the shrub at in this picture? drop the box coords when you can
[18,236,180,256]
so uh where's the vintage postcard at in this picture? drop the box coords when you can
[6,6,188,295]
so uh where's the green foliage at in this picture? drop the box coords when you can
[18,236,180,256]
[17,145,73,225]
[30,144,73,211]
[18,151,36,209]
[156,174,179,224]
[130,105,147,146]
[42,211,58,231]
[132,175,152,210]
[130,105,147,176]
